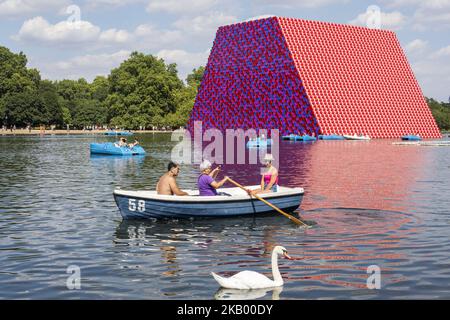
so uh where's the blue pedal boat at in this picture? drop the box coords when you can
[105,131,134,136]
[295,135,316,141]
[282,134,296,140]
[401,135,422,141]
[113,185,304,219]
[246,138,273,148]
[319,134,345,140]
[90,142,146,156]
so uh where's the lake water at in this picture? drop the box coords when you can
[0,133,449,299]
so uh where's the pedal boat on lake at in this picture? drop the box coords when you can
[90,142,146,156]
[113,185,304,219]
[104,131,134,136]
[401,135,422,141]
[282,134,316,141]
[319,134,345,140]
[246,138,273,148]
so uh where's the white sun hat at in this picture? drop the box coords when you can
[200,159,212,171]
[263,153,274,162]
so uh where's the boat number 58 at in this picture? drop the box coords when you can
[128,199,145,212]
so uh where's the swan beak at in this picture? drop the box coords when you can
[283,252,293,260]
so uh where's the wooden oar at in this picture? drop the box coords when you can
[227,178,309,227]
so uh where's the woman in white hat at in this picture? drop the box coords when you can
[198,159,229,196]
[252,153,279,194]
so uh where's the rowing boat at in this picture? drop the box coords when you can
[113,185,304,219]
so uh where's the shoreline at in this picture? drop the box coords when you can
[0,129,174,136]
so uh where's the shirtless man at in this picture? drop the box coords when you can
[156,161,189,196]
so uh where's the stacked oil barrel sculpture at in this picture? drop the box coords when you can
[188,17,441,139]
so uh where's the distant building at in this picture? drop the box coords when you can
[188,17,441,138]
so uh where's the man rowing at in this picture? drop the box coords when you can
[198,160,229,196]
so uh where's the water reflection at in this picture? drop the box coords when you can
[0,134,449,299]
[214,286,283,300]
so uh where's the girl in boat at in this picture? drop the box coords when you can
[252,153,279,194]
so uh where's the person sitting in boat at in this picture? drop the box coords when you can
[156,161,189,196]
[128,139,139,149]
[198,160,229,196]
[115,137,128,147]
[251,153,279,194]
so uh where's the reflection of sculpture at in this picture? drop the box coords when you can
[214,286,283,300]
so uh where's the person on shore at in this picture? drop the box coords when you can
[198,160,229,196]
[156,162,189,196]
[251,154,279,195]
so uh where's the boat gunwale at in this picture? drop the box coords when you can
[113,186,304,203]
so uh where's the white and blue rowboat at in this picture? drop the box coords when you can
[113,185,304,219]
[343,134,371,140]
[90,142,146,156]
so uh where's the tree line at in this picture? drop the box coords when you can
[426,98,450,131]
[0,46,204,130]
[1,45,449,131]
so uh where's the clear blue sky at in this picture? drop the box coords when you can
[1,0,449,101]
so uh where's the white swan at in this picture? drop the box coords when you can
[211,246,292,289]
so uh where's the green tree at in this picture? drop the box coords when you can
[106,52,183,129]
[38,80,63,126]
[162,66,205,129]
[73,99,107,128]
[0,46,41,127]
[427,97,450,131]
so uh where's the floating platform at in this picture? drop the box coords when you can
[393,141,450,147]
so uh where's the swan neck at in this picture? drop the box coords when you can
[271,250,283,286]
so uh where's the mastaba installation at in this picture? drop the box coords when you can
[187,17,441,139]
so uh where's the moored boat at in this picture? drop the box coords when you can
[282,134,296,140]
[401,135,422,141]
[343,134,371,140]
[90,142,146,156]
[296,135,316,141]
[319,134,345,140]
[105,131,134,136]
[113,185,304,219]
[246,138,273,148]
[282,134,316,141]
